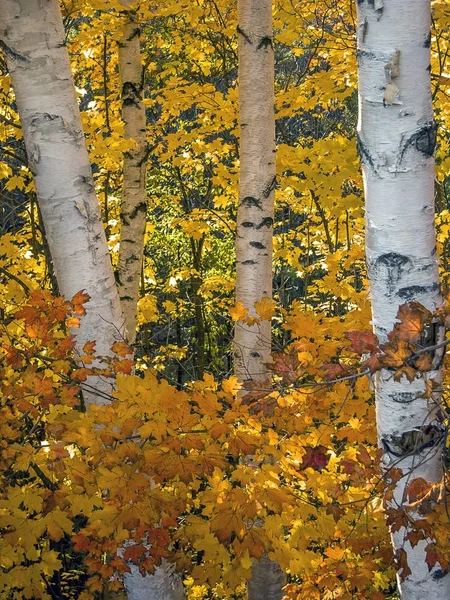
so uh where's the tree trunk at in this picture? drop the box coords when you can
[0,2,184,598]
[235,1,285,599]
[116,1,148,345]
[356,0,450,597]
[235,0,275,384]
[0,0,124,406]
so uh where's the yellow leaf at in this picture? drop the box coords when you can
[229,301,249,322]
[254,297,276,320]
[240,549,253,570]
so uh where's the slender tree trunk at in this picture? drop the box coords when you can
[116,1,148,345]
[356,1,450,597]
[1,2,184,599]
[0,0,124,406]
[235,1,285,599]
[235,0,275,384]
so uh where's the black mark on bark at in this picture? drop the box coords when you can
[129,201,147,220]
[371,253,412,295]
[389,392,417,404]
[256,217,273,229]
[424,32,431,48]
[397,282,439,301]
[356,134,377,173]
[399,121,437,162]
[122,81,142,107]
[241,196,263,209]
[0,40,28,62]
[242,259,256,265]
[237,26,252,44]
[382,425,444,457]
[249,241,266,249]
[257,37,273,50]
[262,176,277,198]
[242,221,255,228]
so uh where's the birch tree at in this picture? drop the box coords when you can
[235,0,285,598]
[0,1,184,598]
[116,1,148,345]
[234,0,276,387]
[0,0,124,406]
[356,0,450,597]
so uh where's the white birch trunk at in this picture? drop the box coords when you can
[0,3,184,599]
[234,0,276,386]
[116,6,184,599]
[0,0,124,406]
[117,2,147,345]
[356,0,450,597]
[235,2,285,599]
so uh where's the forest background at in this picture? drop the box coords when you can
[1,0,450,599]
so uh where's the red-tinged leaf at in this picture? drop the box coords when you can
[415,353,433,371]
[111,341,131,357]
[123,544,147,563]
[345,330,379,354]
[113,358,134,374]
[405,477,429,503]
[72,290,90,315]
[83,340,96,355]
[407,529,425,549]
[392,302,431,343]
[394,548,412,580]
[72,534,90,551]
[300,445,330,472]
[361,352,382,373]
[71,368,92,382]
[267,352,300,384]
[321,362,352,381]
[326,504,345,523]
[425,543,439,572]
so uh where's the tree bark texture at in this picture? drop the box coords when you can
[117,1,148,345]
[235,2,285,599]
[234,0,276,386]
[0,0,124,406]
[356,0,450,597]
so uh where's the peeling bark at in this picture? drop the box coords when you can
[356,0,450,597]
[116,1,148,345]
[0,0,124,406]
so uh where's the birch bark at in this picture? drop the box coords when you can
[355,0,450,597]
[235,1,285,598]
[116,2,148,345]
[234,0,276,386]
[0,2,184,599]
[0,0,124,406]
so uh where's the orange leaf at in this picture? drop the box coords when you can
[72,290,90,315]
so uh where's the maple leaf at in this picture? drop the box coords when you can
[83,340,96,355]
[345,330,379,354]
[71,290,90,315]
[424,543,440,572]
[66,315,80,328]
[112,341,132,357]
[326,504,345,523]
[268,352,300,384]
[391,302,432,343]
[229,301,249,321]
[299,445,330,471]
[254,296,276,320]
[394,548,412,580]
[321,362,352,381]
